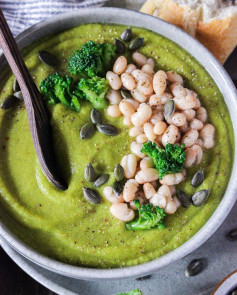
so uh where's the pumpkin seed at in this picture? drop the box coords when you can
[114,164,124,181]
[114,39,126,54]
[80,123,96,139]
[231,289,237,295]
[0,95,17,109]
[94,174,109,187]
[191,170,204,188]
[38,50,58,67]
[14,91,23,100]
[13,78,20,92]
[136,275,152,281]
[129,37,144,51]
[121,90,132,99]
[83,187,101,204]
[177,191,192,208]
[226,228,237,241]
[97,124,118,136]
[91,108,102,124]
[120,28,132,42]
[185,259,205,277]
[112,180,124,195]
[192,189,209,207]
[84,163,96,182]
[163,100,175,120]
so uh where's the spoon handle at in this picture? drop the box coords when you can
[0,9,67,190]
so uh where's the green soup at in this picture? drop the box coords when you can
[0,24,234,268]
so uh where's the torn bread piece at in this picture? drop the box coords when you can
[140,0,237,64]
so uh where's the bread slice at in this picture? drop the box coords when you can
[140,0,237,64]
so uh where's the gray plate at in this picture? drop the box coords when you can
[1,200,237,295]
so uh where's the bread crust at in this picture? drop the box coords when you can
[140,0,237,64]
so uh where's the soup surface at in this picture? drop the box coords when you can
[0,24,234,268]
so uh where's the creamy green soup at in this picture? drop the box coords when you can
[0,24,234,268]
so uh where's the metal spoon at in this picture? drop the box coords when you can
[0,9,67,190]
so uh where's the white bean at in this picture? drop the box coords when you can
[136,134,148,144]
[153,70,167,95]
[165,200,177,214]
[125,64,137,74]
[181,169,186,181]
[149,94,162,108]
[190,118,203,130]
[196,138,204,148]
[123,116,132,126]
[131,103,152,126]
[119,100,135,117]
[135,168,159,184]
[167,112,186,127]
[121,73,136,91]
[150,111,164,125]
[160,173,183,185]
[154,121,167,135]
[110,203,134,221]
[147,58,155,68]
[106,71,122,90]
[159,92,174,104]
[191,144,203,164]
[107,105,122,117]
[196,107,207,123]
[144,122,156,141]
[170,83,187,97]
[173,196,182,208]
[184,148,196,168]
[141,64,154,75]
[175,131,181,143]
[194,98,201,110]
[123,98,140,110]
[174,94,197,110]
[143,183,156,199]
[140,157,154,170]
[132,69,152,82]
[123,179,139,202]
[130,141,146,158]
[103,186,124,203]
[113,56,127,75]
[132,52,148,67]
[162,124,179,146]
[183,109,196,121]
[150,194,167,208]
[180,121,190,133]
[106,89,122,105]
[129,126,144,137]
[169,185,176,196]
[200,124,215,149]
[137,80,153,96]
[131,89,147,103]
[166,71,183,84]
[181,129,199,147]
[130,193,145,210]
[158,185,172,199]
[120,154,138,179]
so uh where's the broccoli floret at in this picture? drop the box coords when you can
[141,141,186,179]
[126,200,166,231]
[68,41,116,77]
[40,72,80,112]
[116,289,142,295]
[74,76,109,109]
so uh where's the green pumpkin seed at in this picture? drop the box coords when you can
[94,174,109,187]
[121,90,132,99]
[13,78,20,92]
[192,189,209,207]
[80,123,96,140]
[83,187,101,204]
[112,180,124,195]
[177,191,192,208]
[38,50,58,67]
[0,95,17,109]
[185,259,204,277]
[129,37,144,50]
[114,164,124,181]
[114,39,126,54]
[226,228,237,241]
[91,108,102,124]
[84,163,96,182]
[163,100,175,120]
[97,124,118,136]
[120,28,132,42]
[231,289,237,295]
[14,91,23,100]
[191,170,204,188]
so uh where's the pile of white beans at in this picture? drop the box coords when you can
[104,52,215,222]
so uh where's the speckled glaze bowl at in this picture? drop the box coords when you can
[0,8,237,280]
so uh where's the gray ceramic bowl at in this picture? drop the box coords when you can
[0,7,237,280]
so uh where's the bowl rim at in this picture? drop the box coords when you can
[0,7,237,280]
